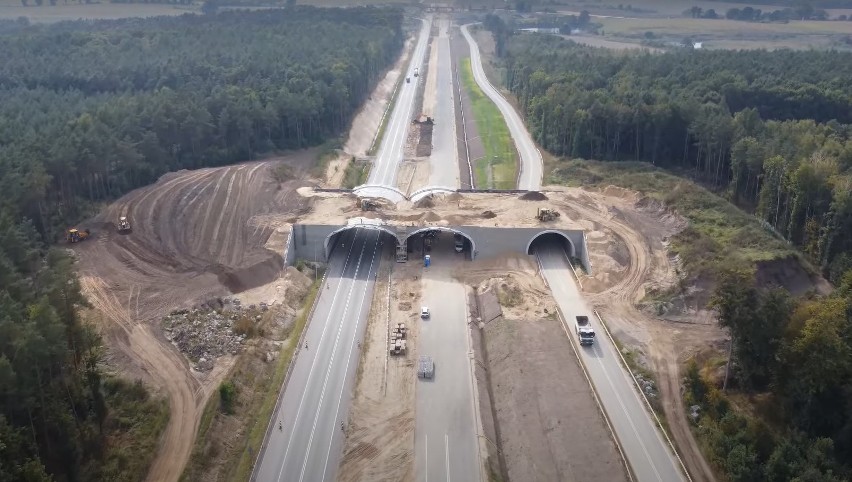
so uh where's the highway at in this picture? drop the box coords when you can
[252,228,381,482]
[253,18,434,482]
[369,17,432,186]
[536,244,686,482]
[415,238,480,482]
[460,24,542,191]
[427,20,460,188]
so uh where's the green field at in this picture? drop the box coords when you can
[0,2,194,22]
[460,58,517,190]
[562,0,852,17]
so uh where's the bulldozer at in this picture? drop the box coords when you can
[536,208,560,222]
[66,228,90,243]
[360,198,380,211]
[117,216,132,233]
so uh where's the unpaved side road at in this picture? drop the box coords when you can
[73,153,314,482]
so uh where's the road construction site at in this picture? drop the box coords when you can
[69,14,728,482]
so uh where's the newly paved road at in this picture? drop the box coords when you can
[427,19,460,188]
[416,236,480,482]
[252,229,381,482]
[368,17,432,187]
[460,24,542,191]
[537,244,686,482]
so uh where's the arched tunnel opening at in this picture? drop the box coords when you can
[404,228,475,260]
[324,226,400,262]
[527,231,576,258]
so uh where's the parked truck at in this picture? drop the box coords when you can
[575,315,596,346]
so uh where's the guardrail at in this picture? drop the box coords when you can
[249,267,329,481]
[592,309,693,482]
[535,254,634,482]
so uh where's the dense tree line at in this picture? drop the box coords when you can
[0,7,403,240]
[0,7,402,480]
[681,268,852,481]
[489,28,852,282]
[483,20,852,480]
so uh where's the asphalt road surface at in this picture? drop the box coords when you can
[460,24,542,191]
[416,236,481,482]
[427,19,460,188]
[252,229,381,482]
[368,17,432,187]
[536,244,686,482]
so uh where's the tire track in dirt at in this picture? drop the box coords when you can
[560,191,719,482]
[71,157,312,482]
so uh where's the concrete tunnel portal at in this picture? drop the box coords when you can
[322,225,476,260]
[526,230,576,258]
[289,223,590,273]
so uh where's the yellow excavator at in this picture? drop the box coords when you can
[66,228,90,243]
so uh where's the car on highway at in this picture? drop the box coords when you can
[421,306,430,319]
[418,356,434,379]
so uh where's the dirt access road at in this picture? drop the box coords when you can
[72,152,315,482]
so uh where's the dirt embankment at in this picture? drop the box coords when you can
[73,151,315,482]
[459,255,629,482]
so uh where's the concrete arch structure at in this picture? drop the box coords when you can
[323,224,401,259]
[525,230,576,258]
[352,184,407,204]
[409,186,458,203]
[403,226,476,258]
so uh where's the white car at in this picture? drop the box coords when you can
[420,306,430,319]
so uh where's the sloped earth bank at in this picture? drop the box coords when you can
[343,29,417,158]
[72,151,315,482]
[461,256,629,482]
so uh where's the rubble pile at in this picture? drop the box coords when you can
[163,299,263,371]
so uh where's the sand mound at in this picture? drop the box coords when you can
[602,185,638,201]
[414,195,434,209]
[481,210,496,219]
[519,191,548,201]
[446,192,463,202]
[422,211,441,222]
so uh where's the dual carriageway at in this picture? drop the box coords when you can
[253,17,687,482]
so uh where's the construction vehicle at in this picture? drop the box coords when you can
[575,315,596,346]
[66,228,90,243]
[396,242,408,262]
[454,233,464,253]
[536,208,560,222]
[418,356,434,379]
[117,216,131,233]
[390,323,408,355]
[360,198,380,211]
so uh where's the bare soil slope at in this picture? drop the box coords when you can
[72,153,313,482]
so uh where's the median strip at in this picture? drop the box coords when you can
[459,58,518,190]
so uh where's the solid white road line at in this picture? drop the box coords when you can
[275,230,360,481]
[321,231,381,479]
[297,236,372,482]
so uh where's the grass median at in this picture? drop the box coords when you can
[460,58,517,189]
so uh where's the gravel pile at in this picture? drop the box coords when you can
[163,300,259,371]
